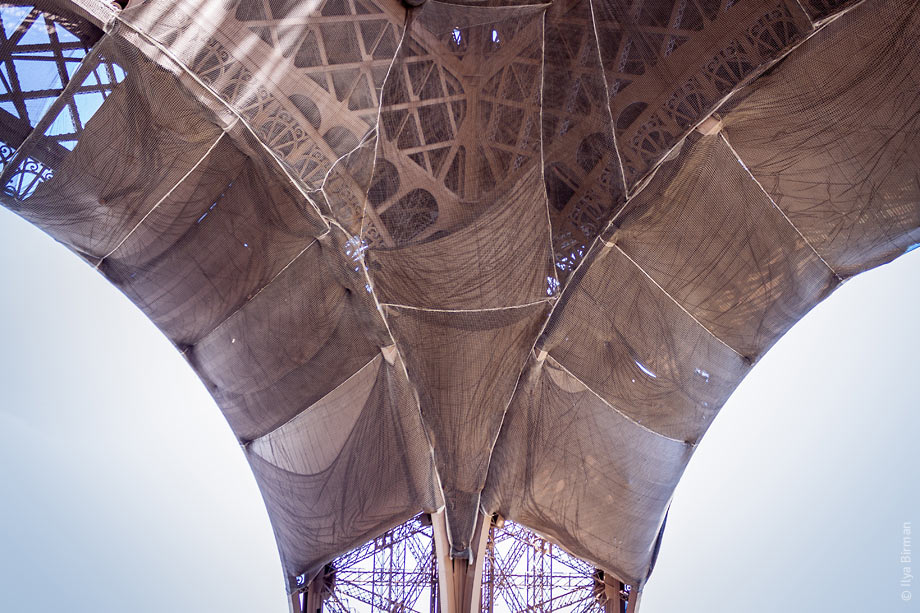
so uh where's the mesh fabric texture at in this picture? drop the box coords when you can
[2,0,917,590]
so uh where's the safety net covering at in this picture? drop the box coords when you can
[2,0,918,593]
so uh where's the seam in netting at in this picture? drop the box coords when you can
[380,298,554,313]
[611,242,747,360]
[113,18,335,233]
[587,0,629,197]
[719,132,843,282]
[510,217,619,422]
[475,325,536,517]
[94,130,230,268]
[251,353,381,444]
[546,355,692,446]
[192,237,319,344]
[538,10,561,293]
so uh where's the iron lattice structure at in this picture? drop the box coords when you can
[310,515,439,613]
[481,521,615,613]
[298,516,621,613]
[0,2,124,199]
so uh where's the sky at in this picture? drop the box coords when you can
[0,199,917,613]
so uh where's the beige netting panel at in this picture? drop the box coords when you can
[120,0,408,226]
[367,167,555,309]
[541,233,750,446]
[8,36,227,261]
[482,354,692,585]
[613,132,839,361]
[187,231,392,440]
[722,0,920,277]
[0,12,439,582]
[590,0,812,190]
[247,352,441,587]
[3,0,917,594]
[385,302,551,550]
[108,137,330,347]
[248,356,383,474]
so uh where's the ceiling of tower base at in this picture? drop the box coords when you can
[1,0,918,591]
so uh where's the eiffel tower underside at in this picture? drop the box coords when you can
[1,0,917,610]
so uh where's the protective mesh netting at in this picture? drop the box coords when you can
[2,0,918,592]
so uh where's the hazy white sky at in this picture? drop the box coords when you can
[0,205,917,613]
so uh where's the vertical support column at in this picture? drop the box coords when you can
[289,571,325,613]
[602,572,640,613]
[304,572,325,613]
[432,511,453,613]
[602,574,621,613]
[431,510,491,613]
[625,585,642,613]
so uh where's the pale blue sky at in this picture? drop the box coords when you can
[0,204,917,612]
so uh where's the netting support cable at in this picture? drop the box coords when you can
[357,7,410,242]
[379,299,554,314]
[189,237,321,351]
[109,18,335,234]
[609,242,747,360]
[587,0,629,197]
[546,355,692,446]
[95,130,231,267]
[249,353,381,445]
[538,10,560,290]
[790,0,814,27]
[719,131,843,282]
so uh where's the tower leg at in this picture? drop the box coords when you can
[289,592,303,613]
[625,585,642,613]
[431,510,490,613]
[289,570,324,613]
[304,576,324,613]
[603,572,641,613]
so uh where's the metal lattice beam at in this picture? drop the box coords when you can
[308,514,638,613]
